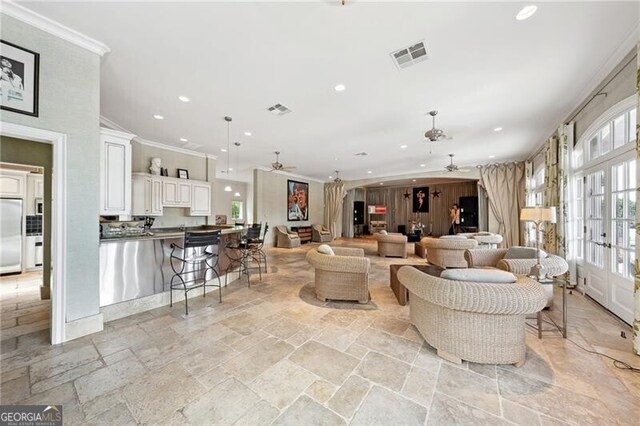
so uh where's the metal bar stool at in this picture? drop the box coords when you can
[169,229,222,315]
[252,222,269,273]
[239,223,264,280]
[224,227,251,287]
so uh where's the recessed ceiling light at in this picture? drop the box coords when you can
[420,164,425,168]
[221,148,227,153]
[334,157,340,161]
[329,176,333,179]
[228,168,233,171]
[489,155,496,159]
[334,84,346,92]
[180,138,188,142]
[412,179,416,182]
[244,131,252,136]
[493,127,503,132]
[400,145,408,149]
[153,114,164,120]
[178,96,190,102]
[516,5,537,20]
[367,171,372,174]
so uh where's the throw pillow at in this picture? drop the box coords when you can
[441,268,517,283]
[504,246,547,259]
[379,230,388,235]
[317,244,335,256]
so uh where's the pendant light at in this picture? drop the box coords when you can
[234,142,241,197]
[224,116,232,192]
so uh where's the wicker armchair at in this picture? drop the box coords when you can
[421,237,478,268]
[464,248,569,308]
[397,266,546,366]
[312,224,332,243]
[306,247,370,303]
[275,225,301,248]
[374,232,408,258]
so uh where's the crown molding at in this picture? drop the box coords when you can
[1,1,110,56]
[254,166,326,184]
[99,115,217,160]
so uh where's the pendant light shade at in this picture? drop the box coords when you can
[224,185,232,192]
[234,191,241,197]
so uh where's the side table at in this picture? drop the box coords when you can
[532,277,567,338]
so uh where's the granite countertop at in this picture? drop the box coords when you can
[99,225,247,243]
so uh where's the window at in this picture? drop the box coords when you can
[574,176,584,260]
[586,107,636,162]
[231,200,243,220]
[610,159,636,279]
[526,167,545,244]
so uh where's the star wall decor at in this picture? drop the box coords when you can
[432,189,441,198]
[403,191,411,200]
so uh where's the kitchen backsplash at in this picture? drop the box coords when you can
[26,215,42,235]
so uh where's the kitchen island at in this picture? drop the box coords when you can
[99,225,246,314]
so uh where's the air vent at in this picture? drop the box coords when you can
[390,41,428,70]
[354,152,368,156]
[267,103,292,116]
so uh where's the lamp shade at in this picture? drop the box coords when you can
[520,206,556,223]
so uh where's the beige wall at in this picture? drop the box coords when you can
[213,178,248,224]
[253,169,324,244]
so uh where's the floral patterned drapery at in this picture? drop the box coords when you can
[524,161,534,244]
[634,42,639,356]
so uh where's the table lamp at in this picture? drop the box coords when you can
[520,206,556,280]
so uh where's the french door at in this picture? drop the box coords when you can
[583,151,635,324]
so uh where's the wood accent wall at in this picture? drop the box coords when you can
[365,181,478,236]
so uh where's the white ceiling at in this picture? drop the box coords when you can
[21,1,640,182]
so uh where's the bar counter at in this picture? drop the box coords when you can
[99,225,246,307]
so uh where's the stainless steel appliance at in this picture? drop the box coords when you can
[35,236,43,267]
[0,199,23,274]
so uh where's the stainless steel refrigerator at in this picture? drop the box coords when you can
[0,199,23,274]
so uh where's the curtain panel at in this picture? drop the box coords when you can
[524,161,534,244]
[324,182,346,239]
[478,162,526,247]
[634,42,639,357]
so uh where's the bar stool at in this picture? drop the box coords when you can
[239,223,264,279]
[169,229,222,315]
[224,227,251,287]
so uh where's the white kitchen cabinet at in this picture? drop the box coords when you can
[0,172,25,198]
[132,174,163,216]
[189,183,211,216]
[178,182,192,206]
[100,128,135,216]
[26,174,44,215]
[162,180,179,206]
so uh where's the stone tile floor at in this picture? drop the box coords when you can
[1,239,639,425]
[1,271,49,344]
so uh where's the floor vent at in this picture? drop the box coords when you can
[390,41,428,70]
[267,103,292,116]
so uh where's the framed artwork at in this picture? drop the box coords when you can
[177,169,189,179]
[0,40,39,116]
[215,215,227,225]
[287,179,309,221]
[412,187,429,213]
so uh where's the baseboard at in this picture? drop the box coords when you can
[39,285,50,300]
[65,313,104,341]
[101,272,236,323]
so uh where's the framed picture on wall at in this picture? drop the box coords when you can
[412,187,429,213]
[177,169,189,179]
[0,40,39,117]
[287,179,309,221]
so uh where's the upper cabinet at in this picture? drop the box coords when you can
[132,173,211,217]
[0,172,26,198]
[100,128,135,216]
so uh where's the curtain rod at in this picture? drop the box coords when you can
[564,54,636,125]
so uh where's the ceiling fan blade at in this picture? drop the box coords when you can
[282,166,297,172]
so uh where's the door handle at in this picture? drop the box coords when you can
[605,243,611,249]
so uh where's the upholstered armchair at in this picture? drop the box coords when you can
[464,248,569,307]
[373,232,408,258]
[305,247,370,303]
[312,224,332,243]
[275,225,301,248]
[397,266,547,366]
[421,237,478,268]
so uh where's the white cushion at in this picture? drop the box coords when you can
[477,232,493,236]
[504,246,546,259]
[440,235,467,240]
[379,230,388,235]
[441,268,517,283]
[317,244,335,256]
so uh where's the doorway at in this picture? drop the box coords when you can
[1,140,52,346]
[583,151,636,324]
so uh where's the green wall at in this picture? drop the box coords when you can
[0,136,52,294]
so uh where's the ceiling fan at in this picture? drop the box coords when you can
[424,110,450,142]
[444,154,471,173]
[269,151,297,172]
